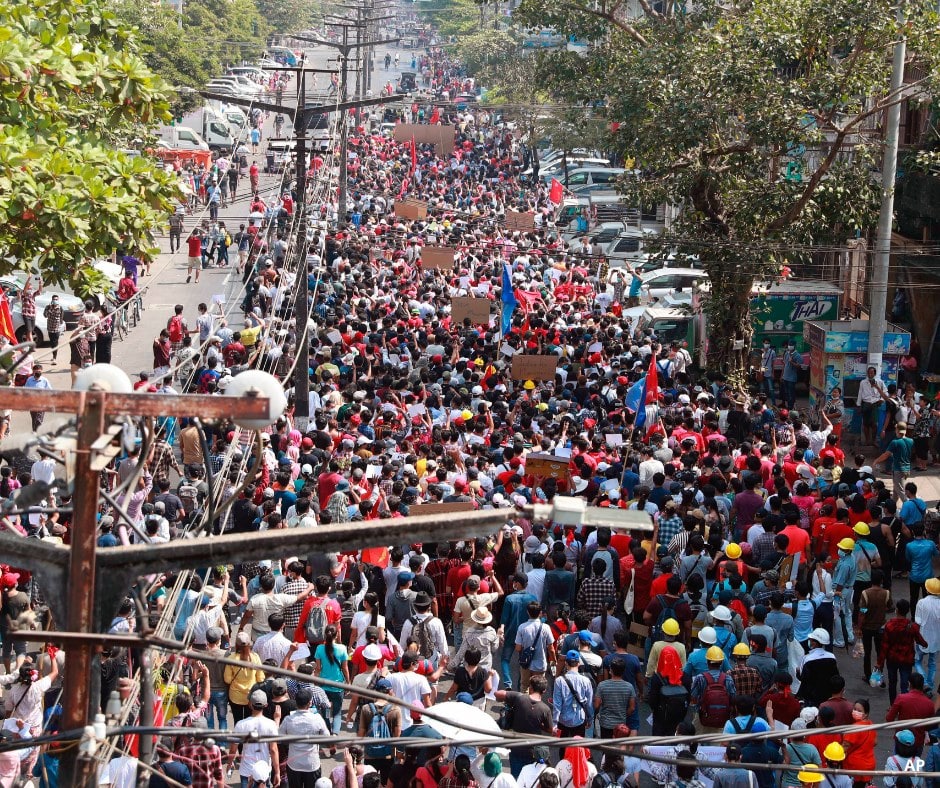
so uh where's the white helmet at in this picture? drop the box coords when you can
[698,626,717,645]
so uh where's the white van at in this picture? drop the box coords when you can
[156,125,210,151]
[563,167,625,188]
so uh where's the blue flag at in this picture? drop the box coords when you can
[500,262,517,336]
[625,377,647,429]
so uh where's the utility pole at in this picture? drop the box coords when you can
[14,389,273,787]
[293,25,398,226]
[294,56,311,433]
[869,1,907,372]
[202,77,390,427]
[339,23,351,223]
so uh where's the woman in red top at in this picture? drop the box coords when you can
[842,698,877,788]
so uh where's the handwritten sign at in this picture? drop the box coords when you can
[420,246,455,270]
[511,354,558,381]
[504,211,535,231]
[394,199,428,220]
[413,502,476,515]
[451,297,491,325]
[392,123,457,156]
[524,453,569,482]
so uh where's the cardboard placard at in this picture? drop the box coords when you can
[511,354,558,381]
[505,211,535,231]
[394,199,428,220]
[413,501,476,515]
[420,246,455,270]
[451,296,491,325]
[392,123,457,156]
[524,453,569,481]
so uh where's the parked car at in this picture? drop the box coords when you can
[0,276,84,344]
[639,267,707,303]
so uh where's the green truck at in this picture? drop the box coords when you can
[635,279,842,366]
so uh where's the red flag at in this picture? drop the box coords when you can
[0,296,15,343]
[429,107,440,125]
[644,357,660,404]
[549,178,563,204]
[410,135,417,174]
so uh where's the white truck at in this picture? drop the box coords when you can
[159,108,236,153]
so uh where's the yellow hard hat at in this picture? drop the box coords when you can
[732,643,751,657]
[823,742,846,761]
[706,646,724,663]
[725,543,742,560]
[853,522,870,536]
[461,410,473,421]
[837,537,855,551]
[798,766,824,784]
[537,402,549,411]
[662,618,680,637]
[474,357,485,366]
[925,577,940,596]
[523,380,536,390]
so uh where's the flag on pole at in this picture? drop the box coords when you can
[410,135,417,174]
[549,178,563,204]
[625,358,660,429]
[500,262,517,336]
[429,107,440,124]
[0,296,15,343]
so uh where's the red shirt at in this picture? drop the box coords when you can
[621,559,654,614]
[879,616,928,668]
[780,525,810,559]
[293,595,342,643]
[649,571,674,600]
[351,643,395,673]
[186,236,202,257]
[446,564,471,598]
[886,689,935,749]
[823,522,855,560]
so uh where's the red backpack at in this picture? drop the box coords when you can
[168,315,184,343]
[698,672,732,728]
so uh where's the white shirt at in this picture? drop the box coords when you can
[351,611,386,646]
[386,671,431,706]
[638,458,664,488]
[857,377,886,406]
[279,708,330,772]
[915,595,940,652]
[234,714,278,777]
[253,630,294,665]
[5,676,52,728]
[30,458,56,486]
[98,755,139,788]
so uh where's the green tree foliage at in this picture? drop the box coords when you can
[0,0,181,291]
[515,0,940,379]
[452,29,519,75]
[417,0,481,38]
[113,0,268,116]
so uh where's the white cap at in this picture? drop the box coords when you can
[363,644,382,661]
[698,626,717,644]
[809,627,831,645]
[678,394,691,404]
[472,385,483,395]
[711,605,732,622]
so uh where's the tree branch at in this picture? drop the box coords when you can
[636,0,664,23]
[570,5,651,47]
[767,128,847,231]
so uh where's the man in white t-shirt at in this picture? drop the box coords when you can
[387,653,432,706]
[228,690,279,782]
[98,754,139,788]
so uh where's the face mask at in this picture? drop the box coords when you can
[852,709,865,720]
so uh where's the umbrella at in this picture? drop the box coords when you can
[421,702,501,744]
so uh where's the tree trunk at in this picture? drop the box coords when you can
[703,274,754,389]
